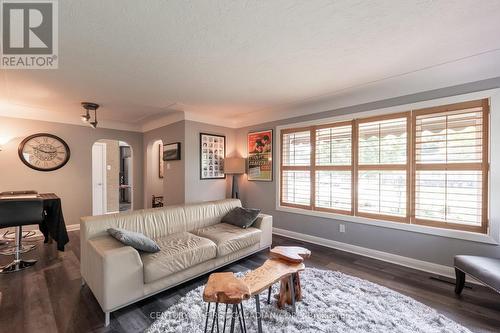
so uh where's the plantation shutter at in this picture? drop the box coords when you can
[278,98,489,234]
[356,114,410,222]
[314,122,353,213]
[412,99,489,232]
[281,129,311,208]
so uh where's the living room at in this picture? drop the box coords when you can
[1,1,499,332]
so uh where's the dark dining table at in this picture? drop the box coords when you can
[0,193,69,251]
[39,193,69,251]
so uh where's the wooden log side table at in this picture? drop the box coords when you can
[242,259,305,332]
[203,272,250,333]
[269,246,311,307]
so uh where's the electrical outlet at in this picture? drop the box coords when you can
[339,224,346,233]
[167,163,171,170]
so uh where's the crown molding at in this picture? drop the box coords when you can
[140,111,185,132]
[229,49,500,128]
[2,50,499,133]
[183,111,239,128]
[140,50,500,131]
[0,103,143,132]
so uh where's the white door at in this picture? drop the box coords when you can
[92,142,107,215]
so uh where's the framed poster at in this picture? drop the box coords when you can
[159,143,164,178]
[163,142,181,161]
[247,130,273,181]
[200,133,226,179]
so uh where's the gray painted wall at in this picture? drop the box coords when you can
[143,121,185,206]
[184,120,237,203]
[0,117,144,225]
[235,77,500,266]
[143,120,238,204]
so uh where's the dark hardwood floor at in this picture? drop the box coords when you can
[1,231,499,333]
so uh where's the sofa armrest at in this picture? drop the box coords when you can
[82,236,144,312]
[253,214,273,248]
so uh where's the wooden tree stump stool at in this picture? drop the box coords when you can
[242,259,304,332]
[270,246,311,305]
[203,272,250,333]
[270,246,311,263]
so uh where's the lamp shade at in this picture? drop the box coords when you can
[224,157,246,174]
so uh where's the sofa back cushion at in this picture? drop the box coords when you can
[81,199,242,241]
[183,199,243,231]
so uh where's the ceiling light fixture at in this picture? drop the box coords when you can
[81,102,100,129]
[80,109,90,123]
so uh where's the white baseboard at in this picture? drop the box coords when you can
[273,227,482,285]
[66,224,80,232]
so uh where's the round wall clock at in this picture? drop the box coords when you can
[18,133,71,171]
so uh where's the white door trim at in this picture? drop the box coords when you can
[92,142,107,215]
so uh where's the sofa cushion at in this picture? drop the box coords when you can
[192,223,261,257]
[455,255,500,292]
[107,228,160,253]
[141,232,217,284]
[222,207,261,229]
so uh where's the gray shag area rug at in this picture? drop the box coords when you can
[147,268,471,333]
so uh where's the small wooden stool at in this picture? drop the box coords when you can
[203,272,250,333]
[270,246,311,308]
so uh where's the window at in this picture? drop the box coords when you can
[281,129,311,208]
[356,114,409,222]
[315,122,353,214]
[412,100,489,233]
[279,99,489,234]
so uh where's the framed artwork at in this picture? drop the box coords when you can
[247,130,273,181]
[200,133,226,179]
[159,143,164,178]
[163,142,181,161]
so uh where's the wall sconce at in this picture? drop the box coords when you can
[0,136,12,151]
[81,102,100,129]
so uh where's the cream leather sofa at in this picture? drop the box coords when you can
[80,199,272,326]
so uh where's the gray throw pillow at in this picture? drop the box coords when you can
[222,207,261,229]
[107,228,160,253]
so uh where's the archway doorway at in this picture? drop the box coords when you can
[92,140,133,215]
[145,139,165,208]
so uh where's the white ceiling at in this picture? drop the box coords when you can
[1,0,500,131]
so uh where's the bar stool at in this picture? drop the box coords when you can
[0,198,44,273]
[0,191,39,255]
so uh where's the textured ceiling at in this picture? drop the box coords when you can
[1,0,500,131]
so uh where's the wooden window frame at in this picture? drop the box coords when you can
[411,99,489,234]
[355,112,411,223]
[280,127,313,210]
[279,99,489,234]
[280,121,354,214]
[313,121,354,215]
